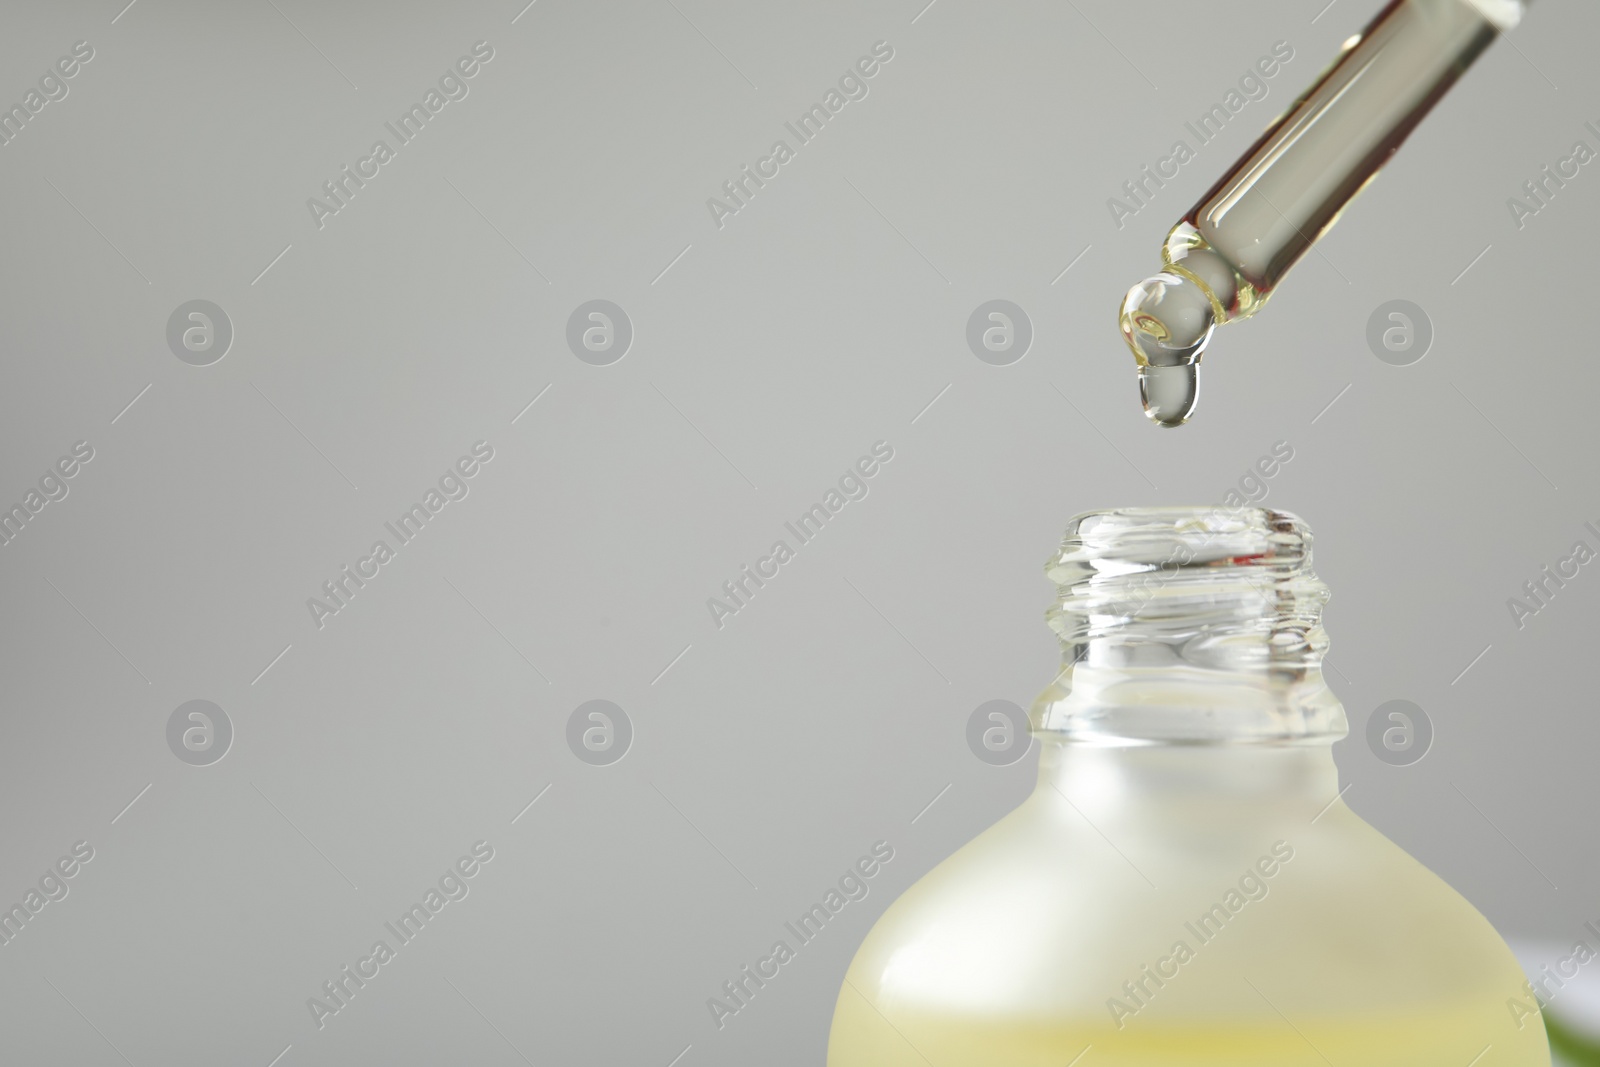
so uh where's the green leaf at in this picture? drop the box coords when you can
[1547,1012,1600,1067]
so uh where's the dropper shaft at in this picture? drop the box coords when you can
[1183,0,1515,317]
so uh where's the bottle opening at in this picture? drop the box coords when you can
[1035,507,1346,745]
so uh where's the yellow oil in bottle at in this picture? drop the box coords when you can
[828,768,1548,1067]
[830,1007,1544,1067]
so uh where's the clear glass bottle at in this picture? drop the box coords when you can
[828,507,1547,1066]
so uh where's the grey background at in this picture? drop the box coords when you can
[0,0,1594,1063]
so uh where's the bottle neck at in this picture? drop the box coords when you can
[1033,738,1342,820]
[1032,663,1346,746]
[1034,507,1348,746]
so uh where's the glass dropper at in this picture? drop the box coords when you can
[1120,0,1528,427]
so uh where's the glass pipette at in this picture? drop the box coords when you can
[1119,0,1528,426]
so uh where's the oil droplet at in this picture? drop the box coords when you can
[1120,272,1216,363]
[1121,271,1214,427]
[1139,364,1200,427]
